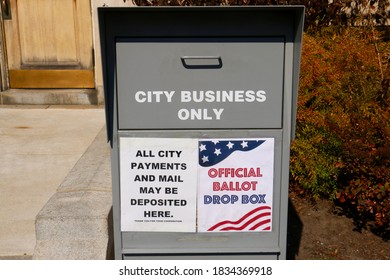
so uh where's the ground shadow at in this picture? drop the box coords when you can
[286,198,303,260]
[106,207,115,260]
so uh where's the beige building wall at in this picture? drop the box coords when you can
[92,0,135,104]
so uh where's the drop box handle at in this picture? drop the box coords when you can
[181,56,222,69]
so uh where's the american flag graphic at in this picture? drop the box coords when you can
[199,140,265,167]
[197,138,274,232]
[207,206,272,232]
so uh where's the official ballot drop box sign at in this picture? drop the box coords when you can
[99,6,304,260]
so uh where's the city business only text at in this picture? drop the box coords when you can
[134,89,267,121]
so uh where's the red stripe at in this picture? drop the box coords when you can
[207,206,271,231]
[249,219,271,230]
[219,212,271,231]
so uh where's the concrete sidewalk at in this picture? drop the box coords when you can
[0,106,105,259]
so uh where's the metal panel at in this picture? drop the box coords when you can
[116,38,284,129]
[123,253,278,260]
[119,129,283,255]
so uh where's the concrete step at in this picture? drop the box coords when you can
[1,89,103,105]
[33,239,112,260]
[32,127,113,260]
[0,107,105,258]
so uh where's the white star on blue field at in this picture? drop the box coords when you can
[199,140,265,167]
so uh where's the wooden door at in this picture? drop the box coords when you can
[3,0,94,89]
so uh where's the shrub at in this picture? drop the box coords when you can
[290,34,344,200]
[292,27,390,236]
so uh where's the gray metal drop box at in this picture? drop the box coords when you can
[99,6,304,260]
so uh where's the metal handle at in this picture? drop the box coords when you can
[2,0,11,20]
[181,56,222,69]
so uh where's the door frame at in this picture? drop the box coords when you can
[0,3,9,92]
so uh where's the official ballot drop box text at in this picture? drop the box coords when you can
[98,6,304,260]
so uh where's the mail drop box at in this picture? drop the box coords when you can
[99,6,304,260]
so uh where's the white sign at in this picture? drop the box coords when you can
[120,137,198,232]
[197,138,274,232]
[120,137,274,233]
